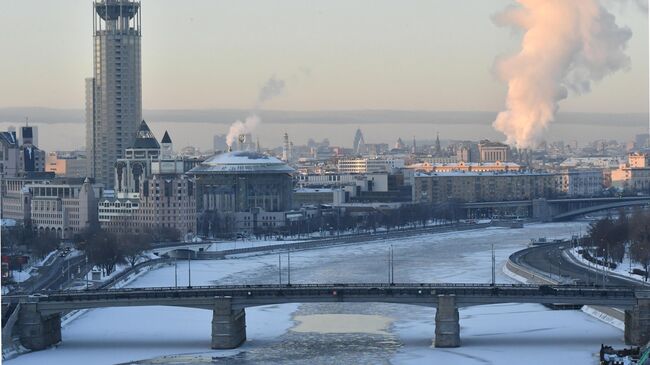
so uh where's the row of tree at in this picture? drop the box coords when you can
[72,226,181,276]
[2,223,62,259]
[198,201,465,239]
[586,208,650,280]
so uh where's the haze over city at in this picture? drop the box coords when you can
[0,0,648,151]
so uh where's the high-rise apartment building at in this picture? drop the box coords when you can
[86,0,142,189]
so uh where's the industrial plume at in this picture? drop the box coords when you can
[492,0,633,148]
[225,114,260,148]
[256,76,286,107]
[226,76,286,149]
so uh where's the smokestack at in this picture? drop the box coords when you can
[492,0,633,148]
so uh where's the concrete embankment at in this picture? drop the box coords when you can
[197,222,491,260]
[2,259,172,359]
[504,249,625,327]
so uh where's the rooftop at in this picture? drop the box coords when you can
[130,120,160,150]
[189,151,294,175]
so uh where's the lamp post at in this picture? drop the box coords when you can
[287,249,291,286]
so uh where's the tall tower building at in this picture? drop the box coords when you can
[86,0,142,189]
[353,128,365,155]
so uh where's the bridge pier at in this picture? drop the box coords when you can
[435,295,460,348]
[624,299,650,346]
[211,297,246,349]
[17,303,61,351]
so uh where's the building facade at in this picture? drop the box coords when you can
[86,0,142,188]
[413,172,555,204]
[29,178,102,238]
[408,161,523,174]
[478,140,510,162]
[99,173,196,236]
[45,153,87,178]
[1,173,56,223]
[189,151,294,235]
[611,153,650,192]
[114,120,160,194]
[337,158,405,174]
[0,131,19,178]
[99,127,197,236]
[553,169,603,197]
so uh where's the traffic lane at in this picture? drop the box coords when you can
[518,244,633,287]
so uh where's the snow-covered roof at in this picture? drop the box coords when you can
[189,151,294,175]
[294,188,334,193]
[1,219,17,227]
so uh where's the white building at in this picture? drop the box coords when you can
[29,177,102,238]
[295,172,389,192]
[337,158,404,174]
[553,169,603,197]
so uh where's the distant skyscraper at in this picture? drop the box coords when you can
[353,128,365,155]
[434,132,442,156]
[213,134,227,152]
[19,124,38,147]
[395,137,405,150]
[86,0,142,189]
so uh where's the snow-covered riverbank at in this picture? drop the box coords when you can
[8,222,621,365]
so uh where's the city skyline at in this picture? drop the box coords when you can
[2,1,650,362]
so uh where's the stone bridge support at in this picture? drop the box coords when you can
[17,303,61,351]
[435,295,460,348]
[211,297,246,349]
[624,299,650,346]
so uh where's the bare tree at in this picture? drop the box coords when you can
[119,233,152,268]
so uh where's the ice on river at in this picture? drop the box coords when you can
[7,222,622,365]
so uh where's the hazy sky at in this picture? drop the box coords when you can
[0,0,647,113]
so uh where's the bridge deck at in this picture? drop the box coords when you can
[5,283,645,313]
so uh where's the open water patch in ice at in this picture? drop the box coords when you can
[292,314,393,335]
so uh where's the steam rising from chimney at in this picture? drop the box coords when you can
[226,115,260,148]
[492,0,633,148]
[226,76,287,149]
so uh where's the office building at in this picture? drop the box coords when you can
[86,0,142,188]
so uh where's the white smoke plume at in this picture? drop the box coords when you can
[226,114,260,148]
[226,76,287,149]
[256,76,286,106]
[492,0,633,148]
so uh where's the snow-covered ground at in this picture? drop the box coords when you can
[206,238,303,252]
[568,247,650,284]
[7,222,624,365]
[8,270,31,283]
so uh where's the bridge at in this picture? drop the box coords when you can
[461,196,650,221]
[4,283,649,351]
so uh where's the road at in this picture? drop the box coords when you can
[2,253,90,328]
[512,243,642,287]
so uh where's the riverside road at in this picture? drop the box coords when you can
[513,243,648,287]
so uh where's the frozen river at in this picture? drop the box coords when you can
[8,222,623,365]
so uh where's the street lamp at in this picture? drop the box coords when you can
[187,250,191,288]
